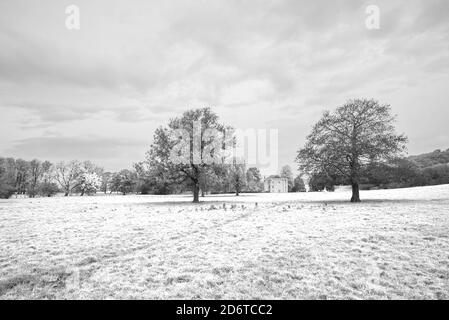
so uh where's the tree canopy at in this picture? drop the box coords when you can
[145,108,233,202]
[296,98,407,202]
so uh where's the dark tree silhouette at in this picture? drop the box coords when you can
[146,108,231,203]
[228,159,246,196]
[291,175,306,192]
[296,99,408,202]
[280,165,294,191]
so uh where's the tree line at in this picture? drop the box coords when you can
[0,158,141,199]
[0,155,305,199]
[307,158,449,192]
[0,108,317,201]
[2,99,448,202]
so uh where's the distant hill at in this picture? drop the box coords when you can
[408,148,449,168]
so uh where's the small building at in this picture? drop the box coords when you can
[264,175,288,193]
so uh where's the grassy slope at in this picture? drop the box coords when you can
[0,185,448,299]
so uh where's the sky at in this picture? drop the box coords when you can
[1,0,448,175]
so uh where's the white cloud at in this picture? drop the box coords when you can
[0,0,448,172]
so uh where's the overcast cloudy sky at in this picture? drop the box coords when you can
[1,0,448,174]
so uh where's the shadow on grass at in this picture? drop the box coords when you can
[130,197,445,207]
[129,193,262,206]
[0,274,37,296]
[288,199,445,205]
[0,268,73,297]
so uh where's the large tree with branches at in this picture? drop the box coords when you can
[296,99,408,202]
[145,108,232,202]
[55,160,81,196]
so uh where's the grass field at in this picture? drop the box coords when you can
[0,185,448,299]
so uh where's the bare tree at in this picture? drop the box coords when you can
[55,160,81,196]
[228,159,246,196]
[14,159,30,195]
[28,159,44,198]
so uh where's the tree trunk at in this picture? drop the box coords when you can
[350,183,361,202]
[202,175,207,197]
[193,182,200,203]
[64,191,69,197]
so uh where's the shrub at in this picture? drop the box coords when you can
[0,181,15,199]
[38,182,59,197]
